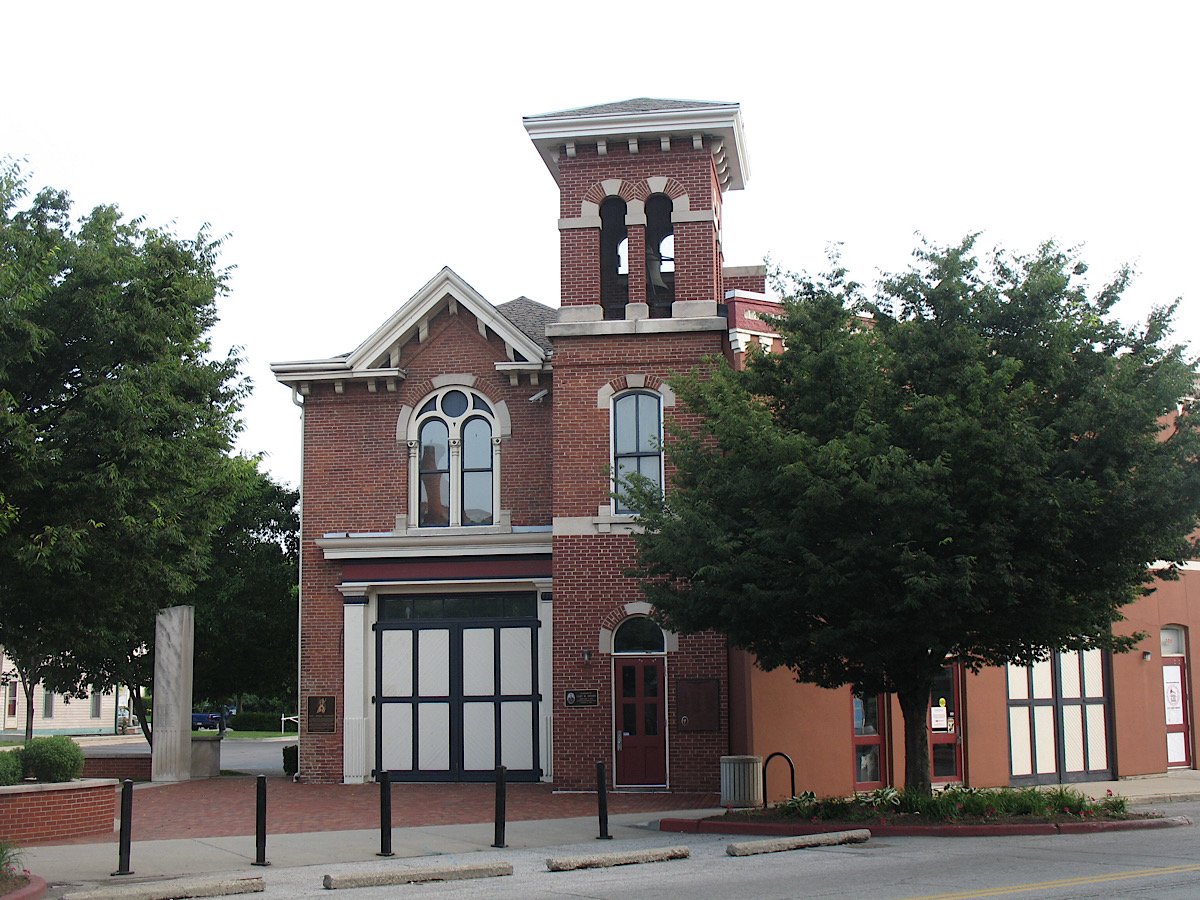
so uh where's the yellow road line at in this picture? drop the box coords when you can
[902,862,1200,899]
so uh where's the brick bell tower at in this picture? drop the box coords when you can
[524,99,756,792]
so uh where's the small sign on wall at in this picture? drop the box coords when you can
[564,690,599,708]
[307,695,336,733]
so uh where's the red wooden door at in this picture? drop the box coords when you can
[615,657,666,785]
[1164,656,1191,767]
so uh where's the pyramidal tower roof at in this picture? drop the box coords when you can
[523,97,748,191]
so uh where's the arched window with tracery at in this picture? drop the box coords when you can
[413,386,497,527]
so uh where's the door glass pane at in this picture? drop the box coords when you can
[622,665,636,698]
[856,746,880,783]
[643,665,658,698]
[930,668,954,714]
[1162,627,1184,656]
[622,703,637,736]
[932,743,957,778]
[855,694,879,736]
[644,703,658,736]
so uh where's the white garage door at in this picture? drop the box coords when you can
[375,593,541,782]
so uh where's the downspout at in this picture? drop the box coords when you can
[292,385,305,759]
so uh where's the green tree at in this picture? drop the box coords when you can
[190,457,299,711]
[627,238,1200,794]
[0,161,245,740]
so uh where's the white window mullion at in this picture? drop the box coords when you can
[448,436,462,527]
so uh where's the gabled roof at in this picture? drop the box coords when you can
[271,268,552,391]
[496,296,558,354]
[523,96,748,191]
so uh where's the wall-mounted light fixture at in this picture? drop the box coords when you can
[1143,650,1153,661]
[581,649,593,664]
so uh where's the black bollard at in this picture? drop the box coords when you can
[377,770,394,857]
[111,778,134,876]
[596,761,612,840]
[492,765,507,848]
[252,774,270,866]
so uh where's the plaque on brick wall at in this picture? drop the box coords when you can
[677,679,719,731]
[307,695,336,733]
[564,690,599,708]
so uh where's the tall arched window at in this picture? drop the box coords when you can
[414,387,497,527]
[612,390,662,514]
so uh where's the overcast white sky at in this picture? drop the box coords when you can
[7,1,1197,489]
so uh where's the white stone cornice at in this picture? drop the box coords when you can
[546,316,727,339]
[317,529,552,560]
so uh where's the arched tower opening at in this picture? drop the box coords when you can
[600,196,629,319]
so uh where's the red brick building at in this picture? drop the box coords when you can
[274,98,1200,794]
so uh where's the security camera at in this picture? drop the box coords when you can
[529,389,549,402]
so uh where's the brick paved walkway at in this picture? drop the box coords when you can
[43,777,719,845]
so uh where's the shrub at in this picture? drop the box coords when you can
[282,744,298,776]
[0,750,22,786]
[21,735,84,782]
[229,712,296,732]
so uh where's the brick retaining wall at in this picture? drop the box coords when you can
[0,779,118,844]
[82,754,152,781]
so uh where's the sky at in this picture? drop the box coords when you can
[6,1,1197,489]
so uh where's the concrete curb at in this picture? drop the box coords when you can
[60,875,264,899]
[546,845,690,872]
[660,814,1193,839]
[321,862,513,890]
[726,828,872,856]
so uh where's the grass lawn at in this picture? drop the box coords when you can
[223,730,298,740]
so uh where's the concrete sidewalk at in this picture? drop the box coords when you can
[23,808,722,896]
[21,756,1200,897]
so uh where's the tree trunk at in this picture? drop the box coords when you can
[131,685,153,747]
[16,667,37,744]
[897,675,934,796]
[21,671,34,743]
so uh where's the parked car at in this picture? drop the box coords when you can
[191,711,224,731]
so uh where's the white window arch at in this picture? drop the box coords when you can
[406,385,501,527]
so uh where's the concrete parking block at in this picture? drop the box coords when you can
[61,875,264,899]
[726,828,872,856]
[546,845,690,871]
[321,862,513,889]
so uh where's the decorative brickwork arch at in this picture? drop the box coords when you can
[595,374,675,409]
[578,177,691,219]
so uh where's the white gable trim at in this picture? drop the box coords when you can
[349,267,546,372]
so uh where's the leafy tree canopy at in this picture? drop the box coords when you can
[0,160,246,739]
[190,456,299,710]
[627,237,1200,793]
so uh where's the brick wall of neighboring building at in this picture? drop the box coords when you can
[0,780,117,844]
